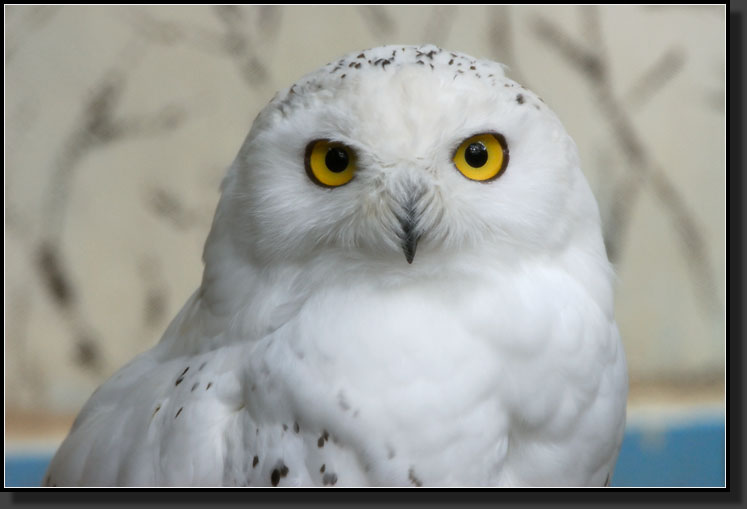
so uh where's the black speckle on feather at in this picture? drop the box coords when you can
[320,464,326,473]
[271,469,280,486]
[516,93,525,104]
[323,472,338,486]
[206,382,213,390]
[408,468,423,487]
[175,366,189,386]
[253,456,259,468]
[294,421,300,433]
[175,407,183,419]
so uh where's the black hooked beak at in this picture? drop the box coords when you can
[396,191,424,264]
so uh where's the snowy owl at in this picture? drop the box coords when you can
[44,45,627,487]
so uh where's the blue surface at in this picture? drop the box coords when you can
[5,453,52,488]
[5,417,725,487]
[610,416,725,487]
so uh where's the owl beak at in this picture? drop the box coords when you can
[399,215,420,264]
[395,189,424,264]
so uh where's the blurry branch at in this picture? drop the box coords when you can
[147,187,201,231]
[126,5,282,90]
[487,6,528,86]
[531,7,721,319]
[421,5,457,47]
[357,6,396,38]
[32,41,188,375]
[624,48,686,110]
[138,256,169,331]
[5,5,60,62]
[43,67,187,240]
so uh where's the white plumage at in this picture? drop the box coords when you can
[45,45,627,487]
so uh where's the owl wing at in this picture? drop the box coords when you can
[43,290,250,486]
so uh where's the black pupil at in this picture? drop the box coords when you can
[325,147,349,173]
[465,142,488,168]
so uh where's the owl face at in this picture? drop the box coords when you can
[225,45,598,271]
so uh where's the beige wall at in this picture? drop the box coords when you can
[5,5,725,418]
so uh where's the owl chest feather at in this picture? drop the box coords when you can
[237,262,626,486]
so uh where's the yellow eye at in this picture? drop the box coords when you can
[305,140,357,188]
[452,133,509,182]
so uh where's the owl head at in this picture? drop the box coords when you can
[212,45,605,277]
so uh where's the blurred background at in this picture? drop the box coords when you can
[5,5,726,487]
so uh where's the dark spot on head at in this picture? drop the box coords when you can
[294,421,300,433]
[280,464,289,477]
[340,74,346,79]
[320,464,326,473]
[357,53,365,58]
[271,469,280,486]
[317,437,325,448]
[470,65,476,70]
[448,59,454,65]
[516,94,525,104]
[253,456,259,468]
[206,382,213,390]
